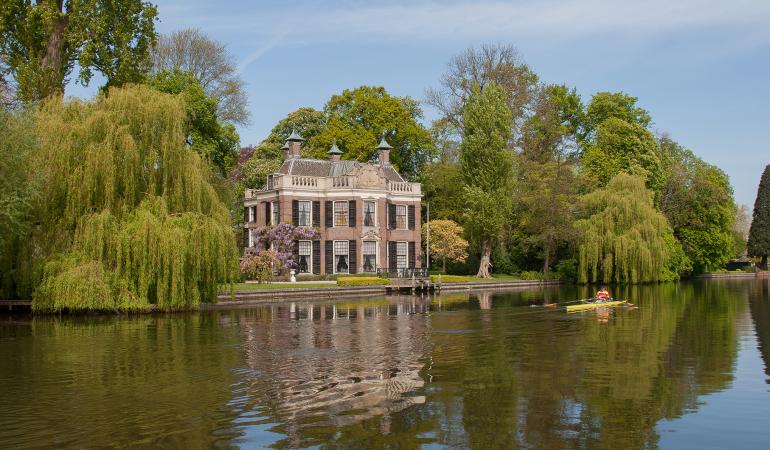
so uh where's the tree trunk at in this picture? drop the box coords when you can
[543,247,550,275]
[442,257,447,274]
[476,238,492,278]
[38,1,68,99]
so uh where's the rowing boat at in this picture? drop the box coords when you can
[566,300,627,312]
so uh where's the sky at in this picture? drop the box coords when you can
[68,0,770,207]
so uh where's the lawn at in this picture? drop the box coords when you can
[229,282,338,292]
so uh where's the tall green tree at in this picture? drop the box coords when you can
[459,82,513,278]
[582,91,652,141]
[581,117,664,194]
[0,0,158,102]
[237,107,326,189]
[576,173,689,283]
[748,165,770,268]
[313,86,434,180]
[518,84,583,273]
[659,137,736,273]
[147,68,239,176]
[29,85,237,311]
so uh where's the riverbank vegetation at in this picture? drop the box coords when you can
[0,4,751,312]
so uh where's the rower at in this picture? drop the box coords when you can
[595,286,611,302]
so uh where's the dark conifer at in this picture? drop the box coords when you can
[748,165,770,268]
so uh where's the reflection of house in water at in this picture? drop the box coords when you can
[234,298,431,442]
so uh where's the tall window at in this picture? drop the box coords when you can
[248,206,256,223]
[395,205,407,230]
[363,241,377,272]
[298,240,312,273]
[333,201,348,227]
[396,241,408,269]
[298,201,311,226]
[271,201,279,225]
[334,240,349,273]
[364,201,376,227]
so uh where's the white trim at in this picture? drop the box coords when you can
[298,200,312,227]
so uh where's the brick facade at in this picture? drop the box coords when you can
[243,139,422,276]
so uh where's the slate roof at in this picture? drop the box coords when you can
[277,158,405,182]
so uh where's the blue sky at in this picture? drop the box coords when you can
[68,0,770,207]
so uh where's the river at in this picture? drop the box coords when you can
[1,279,769,449]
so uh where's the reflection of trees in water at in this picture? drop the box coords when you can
[749,278,770,384]
[234,298,432,447]
[0,315,243,448]
[426,282,742,449]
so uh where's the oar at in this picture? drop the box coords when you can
[530,298,593,308]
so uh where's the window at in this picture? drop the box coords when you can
[247,229,254,248]
[396,241,408,269]
[395,205,407,230]
[298,240,312,273]
[363,241,377,272]
[333,201,348,227]
[364,201,376,227]
[298,201,311,226]
[334,240,349,274]
[271,201,279,225]
[248,206,256,223]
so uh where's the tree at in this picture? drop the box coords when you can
[151,28,248,124]
[576,173,689,283]
[423,220,469,272]
[659,137,736,273]
[251,224,320,274]
[517,84,582,273]
[582,91,652,141]
[426,43,538,137]
[748,165,770,268]
[733,204,751,257]
[0,0,158,102]
[459,82,514,278]
[312,86,434,180]
[29,85,238,311]
[581,117,664,194]
[236,107,326,189]
[147,68,239,175]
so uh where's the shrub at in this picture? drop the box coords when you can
[556,259,578,283]
[240,250,277,283]
[336,277,390,287]
[431,275,472,283]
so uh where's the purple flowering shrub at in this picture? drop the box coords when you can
[245,225,320,278]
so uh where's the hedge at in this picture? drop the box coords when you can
[336,277,390,287]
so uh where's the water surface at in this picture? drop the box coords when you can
[1,280,769,448]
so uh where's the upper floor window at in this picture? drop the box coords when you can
[248,206,256,223]
[364,201,376,227]
[334,201,348,227]
[298,201,311,226]
[271,201,279,225]
[395,205,408,230]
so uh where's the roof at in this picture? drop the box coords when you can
[327,141,343,155]
[277,158,405,182]
[287,129,304,141]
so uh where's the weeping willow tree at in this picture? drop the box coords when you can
[30,85,238,312]
[576,173,689,284]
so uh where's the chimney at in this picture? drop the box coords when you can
[287,129,304,159]
[327,140,343,162]
[281,141,290,160]
[376,134,392,166]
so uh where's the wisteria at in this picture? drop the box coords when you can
[248,224,320,272]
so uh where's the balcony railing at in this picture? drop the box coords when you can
[245,174,422,199]
[377,267,429,278]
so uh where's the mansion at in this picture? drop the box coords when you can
[243,131,422,275]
